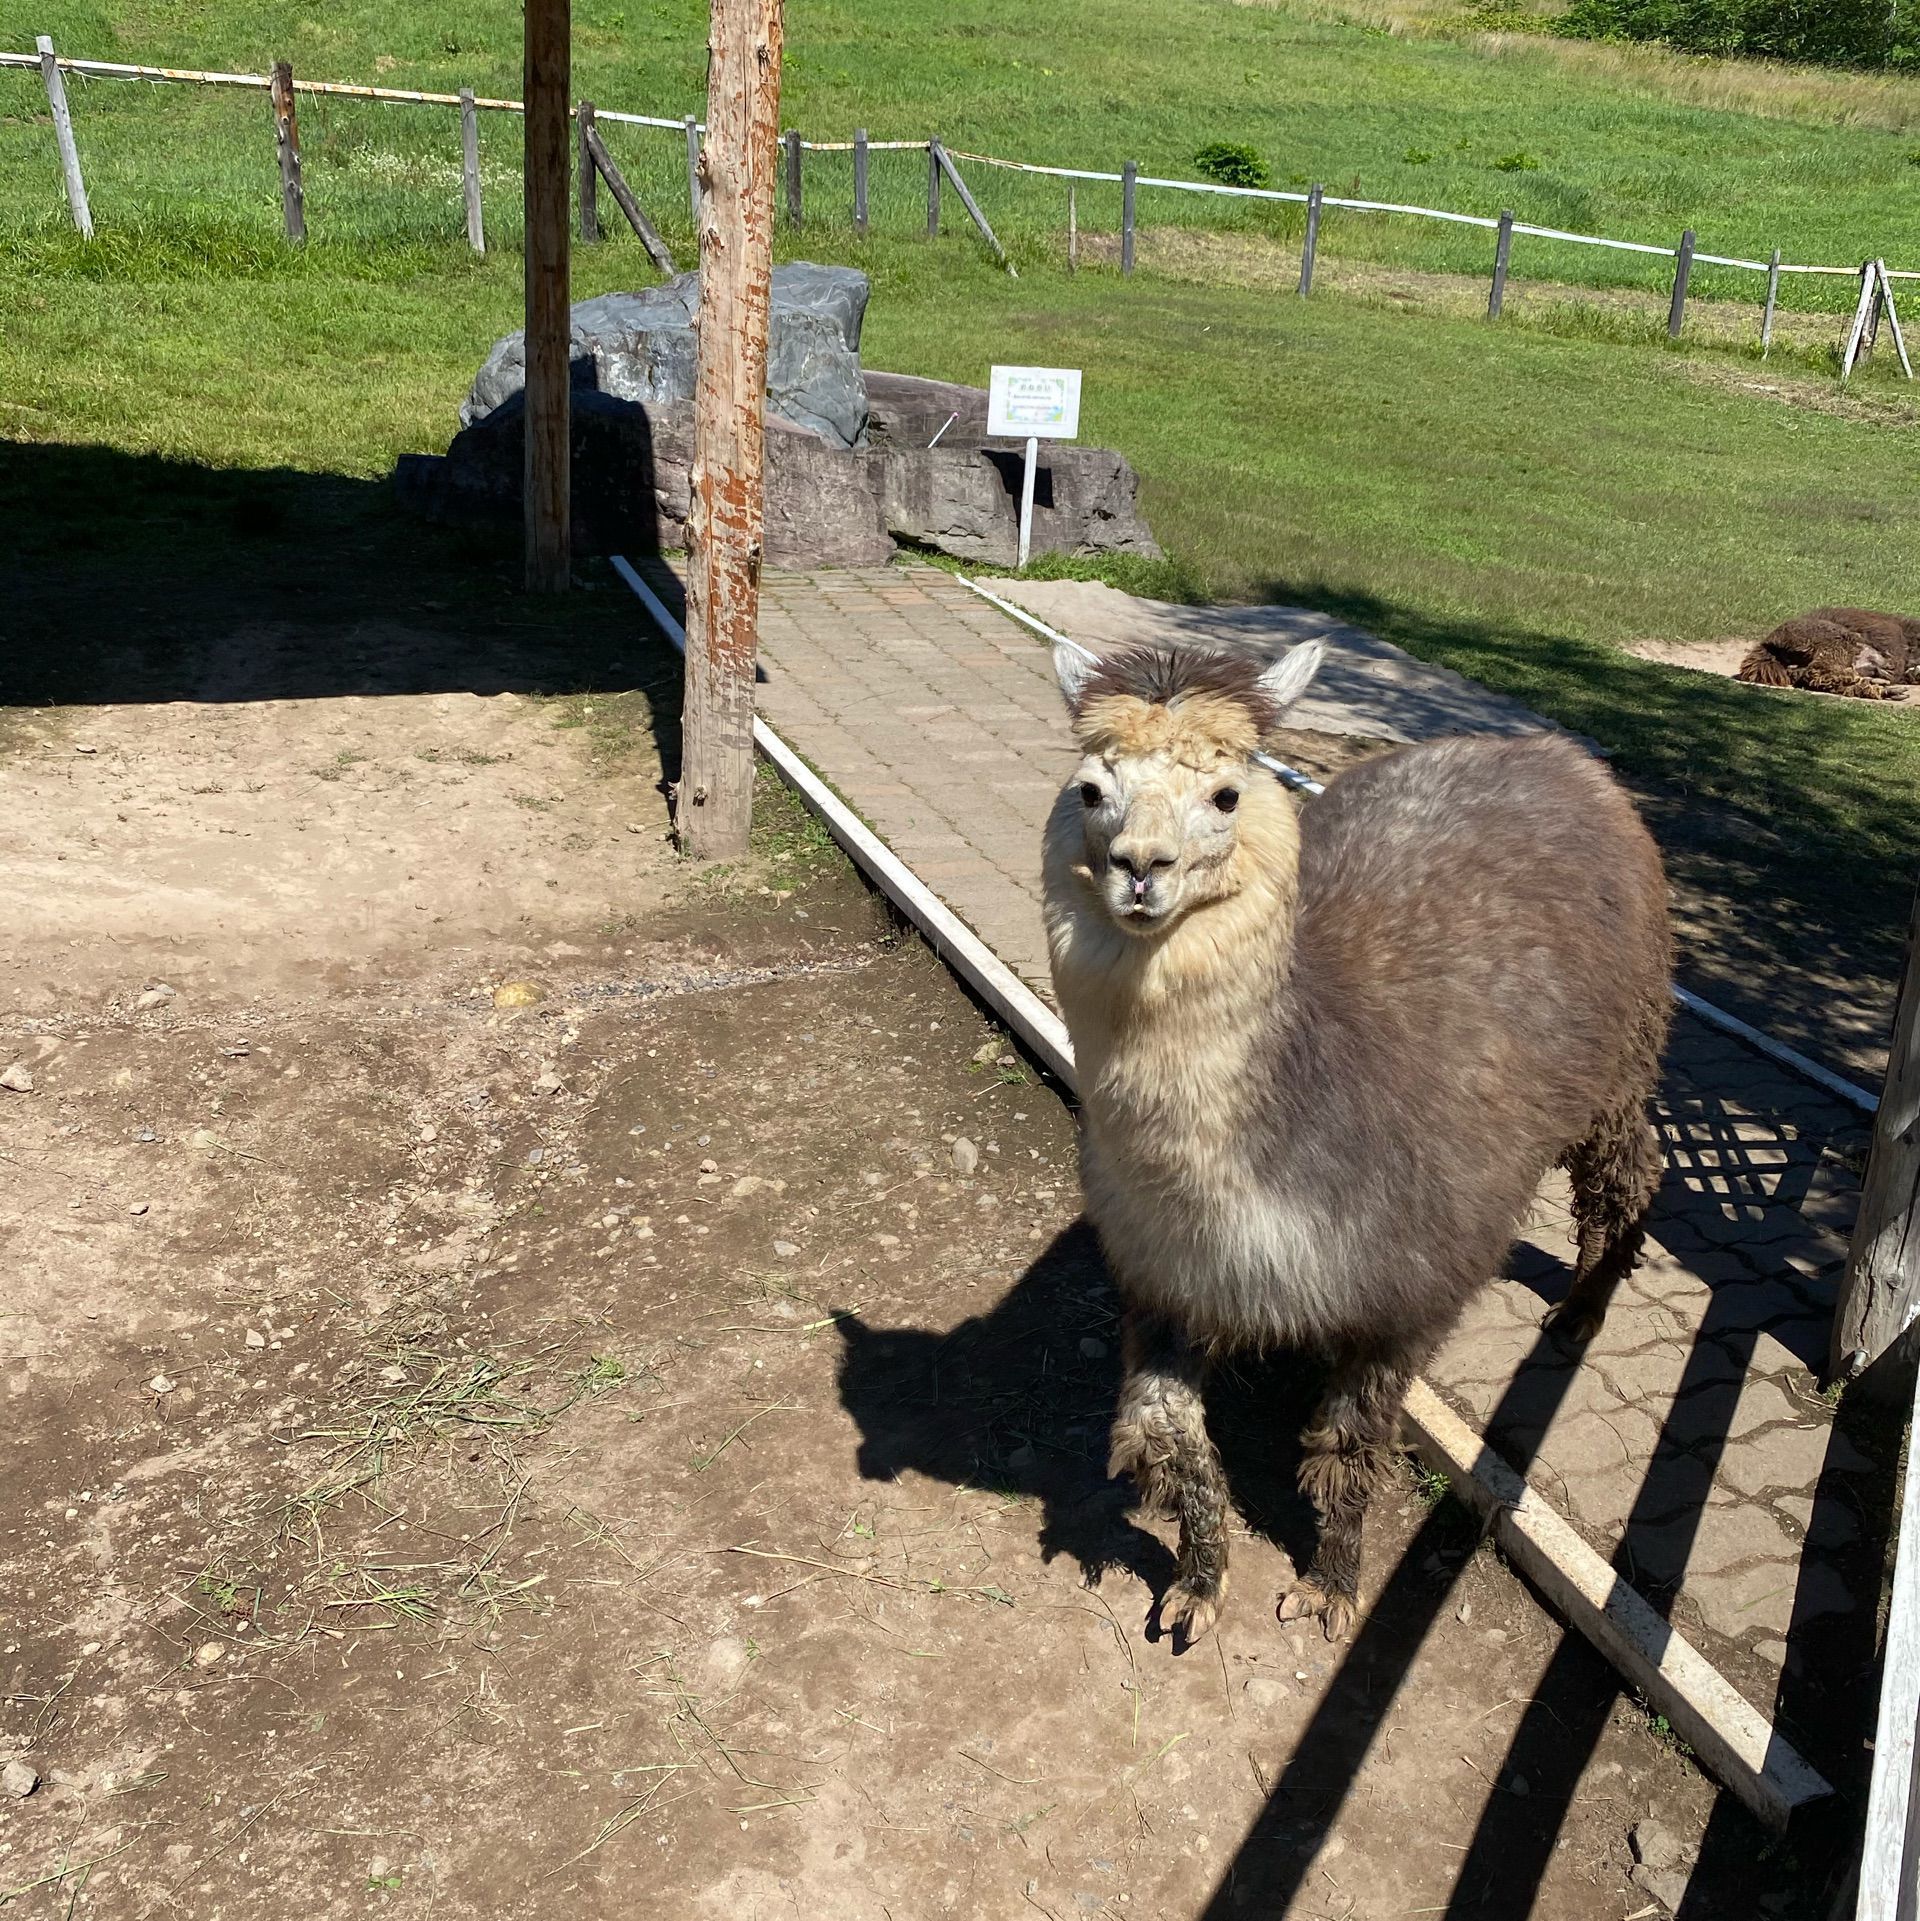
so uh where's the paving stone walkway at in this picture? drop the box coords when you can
[745,563,1880,1730]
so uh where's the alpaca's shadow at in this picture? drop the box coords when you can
[833,1219,1327,1639]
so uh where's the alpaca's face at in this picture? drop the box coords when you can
[1068,746,1253,933]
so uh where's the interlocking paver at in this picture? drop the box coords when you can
[741,561,1878,1717]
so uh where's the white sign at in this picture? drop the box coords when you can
[988,365,1082,440]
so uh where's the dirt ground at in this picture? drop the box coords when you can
[0,546,1833,1917]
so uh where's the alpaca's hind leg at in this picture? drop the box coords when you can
[1280,1355,1410,1642]
[1547,1102,1663,1346]
[1798,665,1909,700]
[1109,1306,1230,1644]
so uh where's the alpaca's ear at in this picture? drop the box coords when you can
[1052,641,1095,712]
[1259,640,1325,712]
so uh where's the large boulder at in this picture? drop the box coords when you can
[460,264,871,449]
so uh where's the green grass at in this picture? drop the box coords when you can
[8,0,1920,312]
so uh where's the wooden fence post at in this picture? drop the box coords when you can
[1667,227,1694,339]
[1760,246,1780,356]
[1842,260,1877,380]
[927,138,941,236]
[583,122,677,275]
[684,113,701,223]
[1831,878,1920,1396]
[35,36,92,239]
[785,127,802,228]
[1121,158,1137,276]
[932,142,1014,275]
[1068,183,1078,272]
[269,60,306,243]
[578,98,600,243]
[1298,182,1323,296]
[680,0,784,860]
[523,0,572,593]
[1877,260,1914,380]
[460,88,485,253]
[1488,208,1513,320]
[853,127,868,232]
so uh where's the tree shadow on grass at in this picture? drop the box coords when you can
[0,440,684,775]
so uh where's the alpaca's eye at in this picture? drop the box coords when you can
[1079,782,1103,809]
[1213,787,1241,815]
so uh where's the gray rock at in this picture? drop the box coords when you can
[1629,1863,1692,1913]
[460,264,870,448]
[1629,1819,1691,1874]
[951,1136,979,1176]
[2,1760,38,1798]
[880,443,1160,566]
[864,371,991,448]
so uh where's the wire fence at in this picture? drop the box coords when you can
[5,38,1917,354]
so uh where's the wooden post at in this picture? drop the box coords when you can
[460,88,485,253]
[1667,227,1694,339]
[932,143,1014,275]
[270,60,306,243]
[1760,246,1780,356]
[578,99,600,243]
[1068,182,1078,272]
[1298,182,1323,296]
[684,113,701,223]
[1842,260,1877,381]
[1488,208,1513,320]
[35,36,92,239]
[679,0,784,860]
[853,127,868,232]
[927,138,940,236]
[1121,158,1137,276]
[1831,878,1920,1395]
[1877,260,1914,380]
[584,123,677,274]
[785,127,802,228]
[523,0,571,593]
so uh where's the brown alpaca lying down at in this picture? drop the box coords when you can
[1737,607,1920,701]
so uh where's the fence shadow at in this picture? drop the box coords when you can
[834,1047,1890,1920]
[0,440,681,766]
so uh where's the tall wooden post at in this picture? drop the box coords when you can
[35,36,93,239]
[460,88,485,253]
[1760,246,1780,356]
[678,0,784,858]
[927,138,941,236]
[853,127,868,232]
[578,98,600,242]
[684,114,701,221]
[1488,208,1513,320]
[785,127,803,228]
[1298,183,1323,296]
[523,0,572,592]
[1833,879,1920,1396]
[1121,159,1137,276]
[270,61,306,242]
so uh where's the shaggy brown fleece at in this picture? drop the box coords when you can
[1736,606,1920,701]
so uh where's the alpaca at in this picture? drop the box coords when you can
[1041,641,1671,1645]
[1736,607,1920,701]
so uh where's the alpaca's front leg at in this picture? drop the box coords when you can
[1108,1305,1230,1645]
[1281,1356,1412,1642]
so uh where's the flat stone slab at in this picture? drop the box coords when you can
[996,577,1570,747]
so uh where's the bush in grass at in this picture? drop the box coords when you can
[1560,0,1915,69]
[1193,142,1271,190]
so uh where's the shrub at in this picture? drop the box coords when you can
[1559,0,1914,69]
[1493,151,1541,171]
[1192,141,1271,191]
[1402,146,1435,164]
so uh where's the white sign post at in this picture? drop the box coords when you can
[988,365,1083,569]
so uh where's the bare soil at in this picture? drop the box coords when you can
[0,534,1816,1917]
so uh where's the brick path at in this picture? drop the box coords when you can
[748,563,1878,1723]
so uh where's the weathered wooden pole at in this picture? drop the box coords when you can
[1298,183,1323,296]
[460,88,485,253]
[523,0,572,592]
[926,137,940,236]
[578,98,600,242]
[784,127,803,227]
[853,127,868,232]
[1760,246,1780,356]
[583,122,678,274]
[270,61,306,242]
[35,36,93,239]
[1068,183,1078,272]
[1488,208,1513,320]
[1667,227,1695,339]
[1121,158,1137,276]
[1832,878,1920,1396]
[678,0,784,858]
[684,113,701,222]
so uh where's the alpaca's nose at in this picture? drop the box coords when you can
[1109,844,1176,881]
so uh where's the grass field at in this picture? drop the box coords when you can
[4,0,1918,1063]
[7,0,1920,311]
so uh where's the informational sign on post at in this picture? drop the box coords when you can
[987,365,1083,566]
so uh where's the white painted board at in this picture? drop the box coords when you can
[988,365,1081,440]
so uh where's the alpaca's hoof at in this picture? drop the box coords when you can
[1277,1576,1356,1642]
[1545,1298,1605,1347]
[1155,1579,1223,1646]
